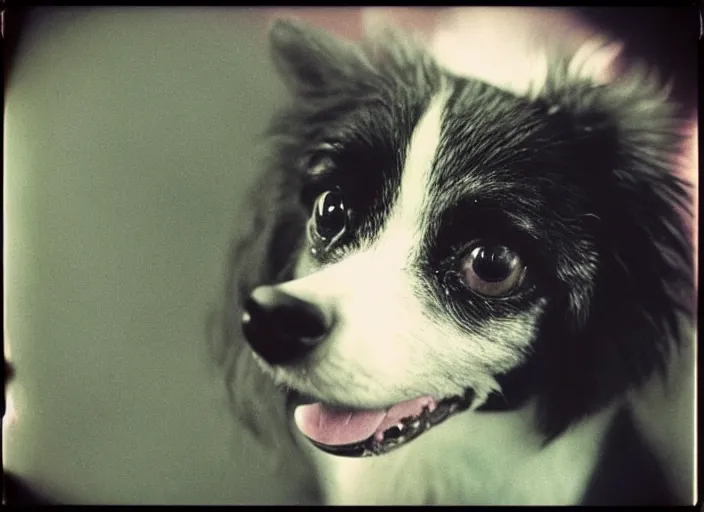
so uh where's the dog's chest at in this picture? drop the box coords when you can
[302,407,613,505]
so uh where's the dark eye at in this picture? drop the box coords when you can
[461,245,526,297]
[308,190,348,253]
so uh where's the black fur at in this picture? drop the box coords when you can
[214,18,694,500]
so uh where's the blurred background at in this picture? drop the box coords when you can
[3,7,698,504]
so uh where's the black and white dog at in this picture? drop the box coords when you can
[221,17,694,505]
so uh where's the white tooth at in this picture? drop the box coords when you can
[374,431,385,443]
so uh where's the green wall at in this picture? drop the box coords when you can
[4,7,312,504]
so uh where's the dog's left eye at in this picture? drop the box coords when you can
[461,245,526,298]
[308,190,348,254]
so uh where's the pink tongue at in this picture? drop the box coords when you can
[294,396,435,446]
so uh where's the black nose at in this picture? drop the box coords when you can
[241,286,332,365]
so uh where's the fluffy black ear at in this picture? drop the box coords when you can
[268,19,370,96]
[533,53,695,440]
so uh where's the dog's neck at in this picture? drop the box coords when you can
[299,397,622,505]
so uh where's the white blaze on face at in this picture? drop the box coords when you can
[394,93,447,223]
[382,91,449,261]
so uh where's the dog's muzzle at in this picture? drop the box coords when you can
[241,285,332,365]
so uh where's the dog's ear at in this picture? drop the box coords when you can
[534,51,694,439]
[269,19,370,96]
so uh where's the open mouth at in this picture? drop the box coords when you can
[290,389,475,457]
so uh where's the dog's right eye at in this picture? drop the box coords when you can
[308,190,349,256]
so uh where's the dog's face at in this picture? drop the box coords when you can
[236,20,692,458]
